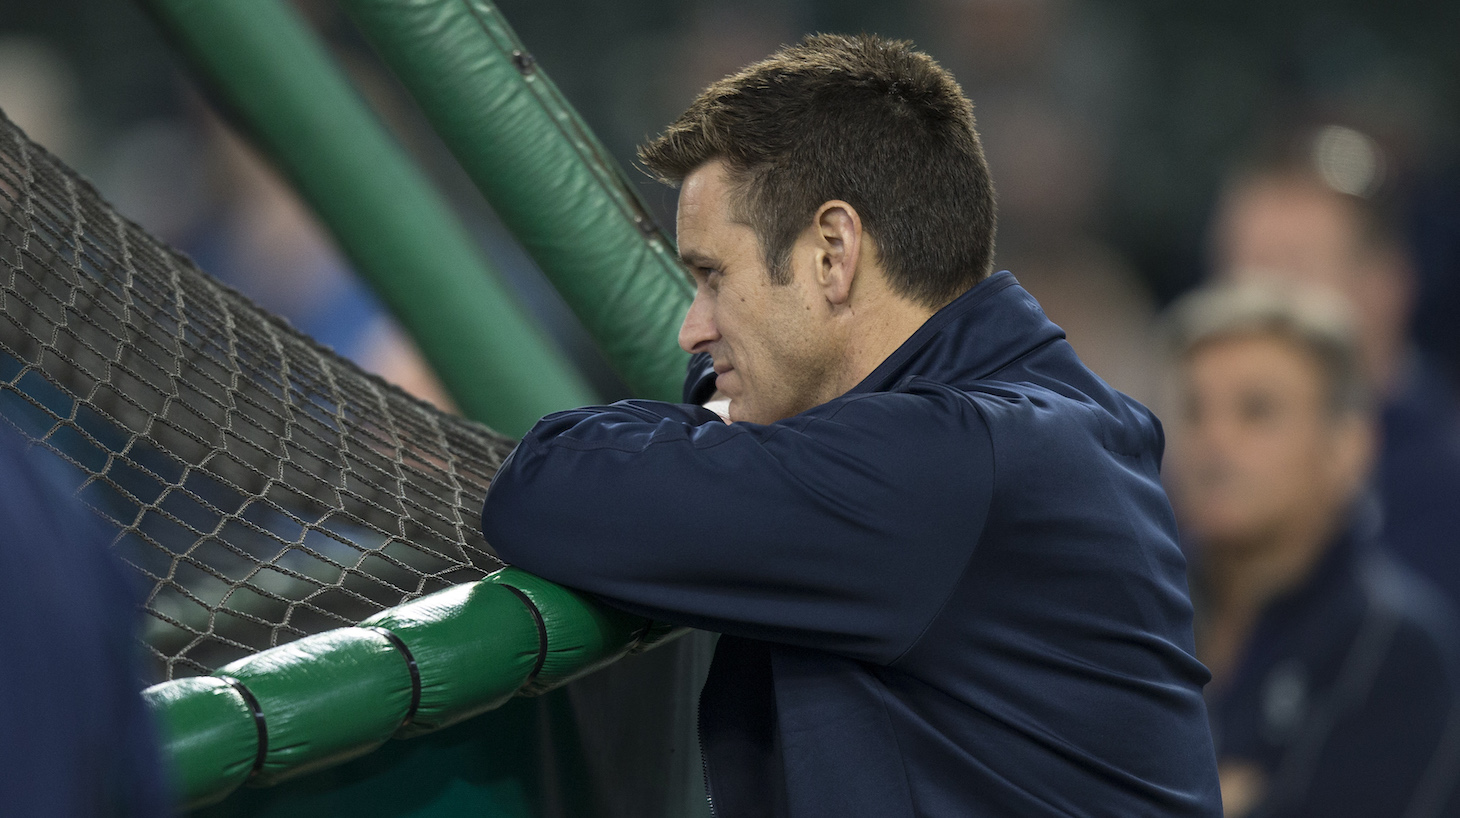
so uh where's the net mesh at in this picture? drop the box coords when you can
[0,107,516,683]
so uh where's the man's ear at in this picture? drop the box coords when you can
[813,200,862,306]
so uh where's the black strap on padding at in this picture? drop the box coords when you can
[217,675,268,776]
[366,626,422,728]
[499,584,548,682]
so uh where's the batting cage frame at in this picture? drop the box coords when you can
[1,0,710,814]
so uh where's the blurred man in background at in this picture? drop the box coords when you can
[1209,137,1460,605]
[1165,283,1460,817]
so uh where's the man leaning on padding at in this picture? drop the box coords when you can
[482,34,1221,817]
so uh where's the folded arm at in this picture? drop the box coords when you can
[481,386,993,665]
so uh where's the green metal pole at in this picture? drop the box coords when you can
[138,0,597,437]
[338,0,694,402]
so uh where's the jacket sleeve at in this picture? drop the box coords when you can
[480,386,994,666]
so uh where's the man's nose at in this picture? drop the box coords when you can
[678,289,718,354]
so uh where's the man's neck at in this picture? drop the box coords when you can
[830,290,939,397]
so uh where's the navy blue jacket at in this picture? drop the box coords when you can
[1377,353,1460,608]
[1204,519,1460,817]
[0,425,173,817]
[483,272,1222,816]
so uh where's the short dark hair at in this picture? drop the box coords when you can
[639,33,997,309]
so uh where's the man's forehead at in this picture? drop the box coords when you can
[678,162,730,221]
[676,161,748,263]
[1187,335,1325,390]
[1218,182,1359,272]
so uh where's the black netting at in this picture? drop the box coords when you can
[0,107,516,682]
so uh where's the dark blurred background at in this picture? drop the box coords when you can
[2,0,1457,407]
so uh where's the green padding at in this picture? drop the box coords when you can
[217,627,414,787]
[142,676,257,809]
[361,580,541,736]
[139,0,597,436]
[485,567,649,695]
[340,0,694,402]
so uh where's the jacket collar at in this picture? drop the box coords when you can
[849,271,1066,394]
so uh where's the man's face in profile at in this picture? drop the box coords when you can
[675,160,835,424]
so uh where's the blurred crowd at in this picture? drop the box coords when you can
[3,0,1460,815]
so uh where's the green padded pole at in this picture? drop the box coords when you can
[138,0,597,436]
[485,567,649,695]
[218,628,417,787]
[142,677,259,808]
[359,579,542,735]
[339,0,694,402]
[145,628,417,808]
[142,570,662,808]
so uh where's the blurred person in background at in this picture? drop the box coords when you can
[1165,282,1460,818]
[1208,132,1460,606]
[0,424,173,816]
